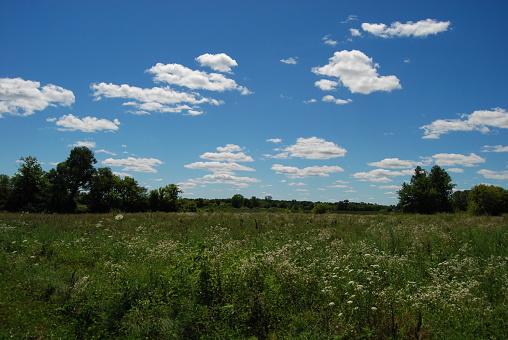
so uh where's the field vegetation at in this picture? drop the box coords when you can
[1,212,507,339]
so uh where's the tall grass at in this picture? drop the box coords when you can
[0,212,507,339]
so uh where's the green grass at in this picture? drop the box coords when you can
[0,212,507,339]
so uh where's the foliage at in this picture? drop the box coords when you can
[312,202,329,214]
[397,166,455,214]
[451,190,470,212]
[467,184,508,216]
[6,156,49,212]
[231,194,244,208]
[149,184,182,212]
[0,212,507,339]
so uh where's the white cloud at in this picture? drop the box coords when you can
[51,114,120,132]
[421,108,508,139]
[341,15,358,24]
[431,153,485,167]
[91,82,220,115]
[350,28,362,37]
[477,169,508,180]
[199,144,254,162]
[184,161,255,173]
[270,137,347,160]
[266,138,282,143]
[303,99,317,104]
[322,95,352,105]
[312,50,402,94]
[272,164,344,179]
[96,149,117,156]
[352,169,413,183]
[280,57,298,64]
[102,157,164,173]
[315,79,339,91]
[0,77,75,117]
[446,168,464,173]
[196,53,238,73]
[189,173,260,188]
[216,144,244,152]
[327,184,349,188]
[147,63,251,94]
[481,145,508,153]
[368,157,422,169]
[378,185,400,190]
[361,19,450,38]
[322,35,338,46]
[68,141,96,148]
[288,182,307,186]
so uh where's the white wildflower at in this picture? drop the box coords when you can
[115,214,124,221]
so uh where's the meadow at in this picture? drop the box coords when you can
[0,212,507,339]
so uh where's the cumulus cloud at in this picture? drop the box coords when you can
[102,157,164,173]
[378,185,400,190]
[350,28,362,37]
[91,55,249,116]
[322,95,352,105]
[421,108,508,139]
[352,169,413,183]
[0,77,75,117]
[280,57,298,64]
[271,164,344,179]
[189,173,260,188]
[312,50,402,94]
[184,144,258,188]
[96,149,117,156]
[446,168,464,173]
[147,63,250,94]
[368,157,423,169]
[266,138,282,143]
[200,144,254,162]
[68,141,96,148]
[196,53,238,73]
[361,19,450,38]
[482,145,508,153]
[51,114,120,132]
[315,79,339,91]
[266,137,346,160]
[184,161,255,173]
[477,169,508,180]
[91,82,220,115]
[431,153,485,167]
[322,35,338,46]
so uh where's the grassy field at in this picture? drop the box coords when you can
[0,212,507,339]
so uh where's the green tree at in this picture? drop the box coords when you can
[47,147,97,212]
[149,184,182,212]
[467,184,508,216]
[0,174,12,210]
[115,176,148,212]
[451,190,469,212]
[397,166,455,214]
[8,156,49,212]
[231,194,244,208]
[312,203,329,214]
[86,167,119,213]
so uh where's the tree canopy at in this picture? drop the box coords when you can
[397,166,455,214]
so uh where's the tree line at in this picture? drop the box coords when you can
[0,148,506,215]
[397,165,508,216]
[0,147,182,213]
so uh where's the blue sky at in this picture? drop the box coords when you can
[1,0,507,205]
